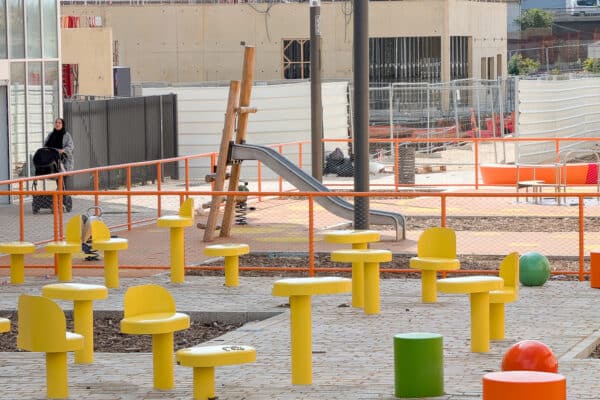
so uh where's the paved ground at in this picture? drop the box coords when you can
[0,275,599,399]
[1,176,600,399]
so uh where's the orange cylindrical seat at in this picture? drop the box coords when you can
[483,371,566,400]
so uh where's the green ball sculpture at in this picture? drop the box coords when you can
[519,252,551,286]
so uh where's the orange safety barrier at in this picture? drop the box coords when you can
[0,136,598,282]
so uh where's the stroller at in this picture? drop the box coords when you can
[31,147,72,214]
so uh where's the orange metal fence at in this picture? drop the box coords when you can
[0,137,599,281]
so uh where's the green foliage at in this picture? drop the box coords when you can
[508,54,541,76]
[583,58,600,73]
[515,8,553,30]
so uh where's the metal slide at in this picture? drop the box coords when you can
[231,144,406,240]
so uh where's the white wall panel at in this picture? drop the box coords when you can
[143,81,349,180]
[516,77,600,164]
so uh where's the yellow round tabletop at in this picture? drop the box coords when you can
[204,244,250,257]
[324,230,380,245]
[272,277,352,297]
[42,283,109,301]
[0,242,35,254]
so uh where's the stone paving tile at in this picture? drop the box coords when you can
[0,276,599,399]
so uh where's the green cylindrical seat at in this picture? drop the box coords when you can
[394,332,444,398]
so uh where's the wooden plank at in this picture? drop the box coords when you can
[202,80,241,242]
[220,46,256,238]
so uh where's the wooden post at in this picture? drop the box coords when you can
[220,46,256,238]
[202,80,241,242]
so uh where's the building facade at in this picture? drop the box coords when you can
[1,0,61,191]
[61,0,509,88]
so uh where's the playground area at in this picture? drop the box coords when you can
[0,178,599,399]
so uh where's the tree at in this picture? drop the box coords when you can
[508,54,541,76]
[583,58,600,73]
[515,8,553,30]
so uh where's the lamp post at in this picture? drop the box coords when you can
[310,0,323,182]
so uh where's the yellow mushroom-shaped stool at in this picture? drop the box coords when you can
[42,283,108,364]
[45,216,83,282]
[330,249,392,314]
[437,276,503,352]
[409,227,460,303]
[120,284,190,390]
[157,198,194,284]
[91,220,128,288]
[176,345,256,400]
[204,244,249,287]
[272,277,351,385]
[17,294,83,399]
[0,241,35,284]
[0,317,10,333]
[324,230,380,308]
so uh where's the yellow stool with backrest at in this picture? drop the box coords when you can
[176,345,256,400]
[0,241,35,284]
[490,252,520,340]
[120,284,190,390]
[272,277,352,385]
[325,230,380,308]
[42,283,108,364]
[409,227,460,303]
[17,294,83,399]
[45,216,82,282]
[91,219,128,288]
[330,249,392,314]
[204,244,250,287]
[0,317,10,333]
[157,198,194,284]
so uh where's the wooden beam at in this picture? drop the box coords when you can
[220,46,256,238]
[202,80,241,241]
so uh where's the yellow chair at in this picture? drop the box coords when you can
[0,317,10,333]
[45,216,82,282]
[176,345,256,400]
[409,227,460,303]
[490,252,520,340]
[17,294,83,399]
[0,241,35,284]
[120,284,190,390]
[157,198,194,284]
[91,219,128,288]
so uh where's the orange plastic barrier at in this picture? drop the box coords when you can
[482,371,566,400]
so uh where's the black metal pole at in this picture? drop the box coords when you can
[353,0,369,229]
[310,0,323,181]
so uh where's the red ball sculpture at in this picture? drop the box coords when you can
[501,340,558,373]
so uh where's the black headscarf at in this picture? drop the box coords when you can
[45,118,66,149]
